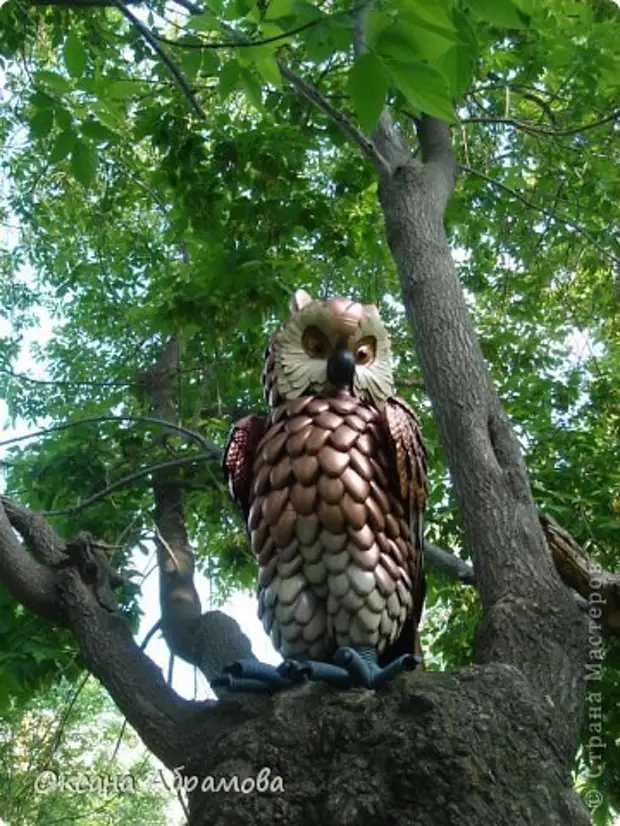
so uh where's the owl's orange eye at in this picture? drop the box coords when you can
[302,326,331,359]
[354,336,376,366]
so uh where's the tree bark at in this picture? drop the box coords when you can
[183,667,589,826]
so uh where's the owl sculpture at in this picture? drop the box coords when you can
[216,289,427,692]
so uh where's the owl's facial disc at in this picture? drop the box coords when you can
[273,294,395,406]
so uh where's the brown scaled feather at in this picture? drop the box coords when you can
[223,292,428,668]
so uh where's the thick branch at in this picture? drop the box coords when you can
[0,500,62,622]
[1,495,65,564]
[541,514,620,635]
[425,541,474,584]
[144,341,256,692]
[58,565,194,767]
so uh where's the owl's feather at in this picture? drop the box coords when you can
[222,415,267,520]
[225,291,428,669]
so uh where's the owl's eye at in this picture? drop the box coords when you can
[354,336,376,366]
[302,326,331,359]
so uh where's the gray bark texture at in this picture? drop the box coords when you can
[185,666,589,826]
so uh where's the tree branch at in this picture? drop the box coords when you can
[461,164,620,268]
[425,516,620,637]
[425,541,475,585]
[109,0,205,118]
[461,109,619,137]
[42,454,217,517]
[152,19,320,50]
[417,116,458,211]
[0,495,65,564]
[0,500,62,622]
[143,340,256,695]
[0,366,132,387]
[276,63,389,174]
[58,564,195,767]
[0,414,216,454]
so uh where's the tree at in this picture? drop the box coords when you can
[0,0,619,823]
[0,677,174,825]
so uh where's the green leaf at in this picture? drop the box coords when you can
[253,52,282,88]
[265,0,297,20]
[376,21,456,62]
[385,59,456,123]
[347,52,389,133]
[191,12,220,31]
[219,60,241,100]
[469,0,529,29]
[63,33,88,79]
[436,10,478,98]
[54,105,72,131]
[395,0,457,35]
[180,48,203,79]
[240,69,263,110]
[34,70,72,94]
[70,140,97,187]
[31,91,55,109]
[29,109,54,138]
[104,80,145,99]
[80,119,118,143]
[202,50,220,75]
[50,129,77,162]
[365,9,392,45]
[236,0,255,16]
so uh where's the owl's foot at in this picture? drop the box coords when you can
[211,659,292,694]
[281,646,421,688]
[334,646,421,687]
[213,647,422,694]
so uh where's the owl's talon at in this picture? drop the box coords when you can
[277,659,312,680]
[213,659,291,693]
[280,658,352,687]
[211,674,279,694]
[333,647,422,687]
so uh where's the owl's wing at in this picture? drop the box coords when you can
[222,415,268,521]
[379,397,428,666]
[382,396,428,553]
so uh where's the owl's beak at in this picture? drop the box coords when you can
[327,349,356,390]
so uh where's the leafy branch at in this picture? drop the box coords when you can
[109,0,205,117]
[42,453,216,516]
[0,414,218,454]
[461,164,620,268]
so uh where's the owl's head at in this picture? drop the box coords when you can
[265,289,394,407]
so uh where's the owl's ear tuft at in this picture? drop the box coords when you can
[363,304,380,318]
[290,289,313,314]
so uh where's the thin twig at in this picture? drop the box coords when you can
[110,0,204,117]
[154,523,179,570]
[0,366,132,388]
[153,18,320,49]
[0,414,216,454]
[42,453,215,516]
[461,164,620,268]
[139,618,163,651]
[461,110,619,138]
